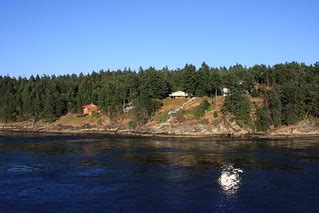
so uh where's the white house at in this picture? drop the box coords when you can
[169,91,191,99]
[222,88,230,96]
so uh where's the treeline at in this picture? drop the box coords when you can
[0,62,318,130]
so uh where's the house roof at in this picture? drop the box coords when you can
[83,103,98,109]
[169,91,189,96]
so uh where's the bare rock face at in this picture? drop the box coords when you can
[151,120,252,136]
[1,111,317,137]
[268,119,319,136]
[148,117,318,137]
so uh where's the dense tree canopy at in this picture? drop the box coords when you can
[0,62,318,128]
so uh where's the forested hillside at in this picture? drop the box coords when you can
[1,62,318,131]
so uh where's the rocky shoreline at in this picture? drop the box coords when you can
[1,119,319,139]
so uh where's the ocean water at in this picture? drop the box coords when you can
[0,133,318,212]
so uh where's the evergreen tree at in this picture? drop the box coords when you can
[222,91,252,127]
[0,61,317,127]
[182,64,198,95]
[268,90,282,127]
[256,106,272,131]
[195,62,210,96]
[280,80,306,125]
[43,84,56,122]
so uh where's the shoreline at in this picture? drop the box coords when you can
[1,126,318,140]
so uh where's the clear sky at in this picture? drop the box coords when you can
[1,0,318,77]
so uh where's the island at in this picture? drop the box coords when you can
[1,62,318,137]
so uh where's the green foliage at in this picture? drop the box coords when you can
[0,61,318,128]
[251,88,259,97]
[182,64,198,95]
[193,99,211,119]
[201,99,210,110]
[132,95,162,125]
[156,112,170,123]
[193,108,206,119]
[256,106,272,131]
[0,92,17,122]
[280,80,306,125]
[255,90,283,131]
[139,67,169,99]
[91,111,100,118]
[222,92,252,127]
[43,84,57,122]
[195,62,210,96]
[268,91,282,127]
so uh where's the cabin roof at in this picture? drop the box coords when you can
[169,91,189,96]
[83,103,98,109]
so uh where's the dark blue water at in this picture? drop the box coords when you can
[0,133,319,212]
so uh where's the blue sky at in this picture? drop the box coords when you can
[0,0,318,77]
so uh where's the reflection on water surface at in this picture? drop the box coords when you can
[218,163,243,195]
[0,133,319,211]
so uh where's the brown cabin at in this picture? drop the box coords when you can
[83,103,100,116]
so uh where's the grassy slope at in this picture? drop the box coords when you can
[54,96,265,130]
[3,96,317,135]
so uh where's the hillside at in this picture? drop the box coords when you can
[1,61,318,137]
[144,96,261,135]
[2,96,318,137]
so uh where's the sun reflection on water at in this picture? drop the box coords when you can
[218,163,243,195]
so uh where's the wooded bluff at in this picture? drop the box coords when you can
[1,62,318,133]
